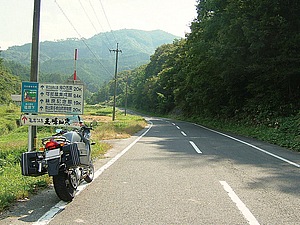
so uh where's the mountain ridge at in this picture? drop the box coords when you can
[2,29,179,92]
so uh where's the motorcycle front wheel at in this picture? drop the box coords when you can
[84,162,94,183]
[53,171,78,202]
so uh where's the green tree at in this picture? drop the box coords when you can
[0,60,21,104]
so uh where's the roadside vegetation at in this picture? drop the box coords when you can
[0,104,147,212]
[134,108,300,152]
[89,0,299,152]
[1,0,299,214]
[184,114,300,152]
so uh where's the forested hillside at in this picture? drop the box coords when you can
[93,0,300,116]
[0,59,21,104]
[2,29,178,92]
[90,0,300,150]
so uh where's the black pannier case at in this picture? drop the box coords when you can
[62,142,90,167]
[21,152,46,176]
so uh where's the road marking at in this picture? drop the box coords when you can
[172,123,176,126]
[93,121,152,179]
[176,126,181,130]
[189,141,202,154]
[34,121,153,225]
[181,131,187,136]
[194,123,300,168]
[220,181,260,225]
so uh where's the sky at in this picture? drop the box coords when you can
[0,0,198,50]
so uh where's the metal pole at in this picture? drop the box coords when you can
[74,48,78,82]
[110,43,122,121]
[125,73,128,116]
[28,0,41,151]
[30,0,41,83]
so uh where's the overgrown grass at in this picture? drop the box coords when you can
[0,104,20,136]
[0,104,147,212]
[183,112,300,152]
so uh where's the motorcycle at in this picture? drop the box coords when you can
[21,123,95,202]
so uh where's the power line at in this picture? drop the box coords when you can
[88,0,113,50]
[54,0,113,78]
[54,0,82,41]
[78,0,113,50]
[98,0,118,43]
[78,0,98,34]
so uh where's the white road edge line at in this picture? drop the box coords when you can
[194,123,300,168]
[189,141,202,154]
[33,121,153,225]
[176,126,181,130]
[220,181,260,225]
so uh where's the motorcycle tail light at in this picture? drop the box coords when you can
[45,140,60,150]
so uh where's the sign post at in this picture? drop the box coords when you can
[29,0,41,151]
[21,82,84,115]
[74,49,78,81]
[21,82,39,113]
[21,81,84,152]
[20,115,82,128]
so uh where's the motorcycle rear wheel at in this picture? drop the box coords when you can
[53,171,77,202]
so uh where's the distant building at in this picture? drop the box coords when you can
[11,94,21,105]
[66,74,84,85]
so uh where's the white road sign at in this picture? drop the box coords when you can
[38,83,84,114]
[20,114,82,127]
[21,82,84,115]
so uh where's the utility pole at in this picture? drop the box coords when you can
[110,43,122,121]
[28,0,41,151]
[125,73,128,116]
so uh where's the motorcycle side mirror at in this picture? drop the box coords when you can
[91,141,96,145]
[56,129,62,134]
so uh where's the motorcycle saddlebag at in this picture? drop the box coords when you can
[77,142,90,166]
[62,143,80,167]
[21,152,46,176]
[62,142,90,167]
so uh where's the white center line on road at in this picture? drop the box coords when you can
[189,141,202,154]
[220,181,260,225]
[181,131,187,136]
[194,123,300,168]
[176,126,181,130]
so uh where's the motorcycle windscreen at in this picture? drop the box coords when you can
[63,131,82,143]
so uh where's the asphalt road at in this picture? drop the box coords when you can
[1,117,300,224]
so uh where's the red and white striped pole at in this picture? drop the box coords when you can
[73,48,78,81]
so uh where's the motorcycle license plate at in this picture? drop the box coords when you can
[45,148,60,160]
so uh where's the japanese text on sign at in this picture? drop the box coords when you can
[38,83,84,114]
[21,82,84,115]
[20,115,81,127]
[21,82,38,113]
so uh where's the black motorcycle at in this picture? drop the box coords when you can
[21,125,95,202]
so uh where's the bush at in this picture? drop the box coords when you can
[190,113,300,152]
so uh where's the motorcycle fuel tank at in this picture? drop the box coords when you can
[63,131,82,143]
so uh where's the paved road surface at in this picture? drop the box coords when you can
[1,117,300,224]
